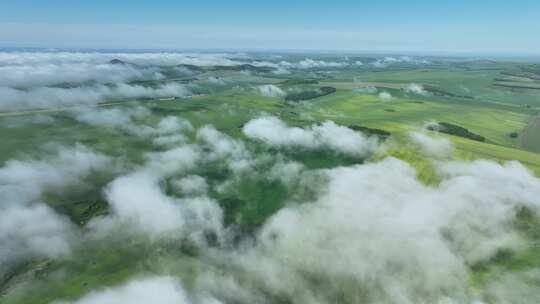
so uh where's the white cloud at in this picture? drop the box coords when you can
[207,76,226,85]
[129,116,193,139]
[370,56,429,69]
[278,59,348,69]
[197,126,253,172]
[90,125,231,239]
[256,85,285,98]
[239,157,540,303]
[193,274,262,304]
[0,204,73,263]
[353,86,378,94]
[243,117,317,148]
[145,145,201,176]
[156,116,194,134]
[383,56,429,65]
[267,161,305,186]
[2,119,535,304]
[404,83,429,96]
[0,144,111,203]
[422,120,443,132]
[0,145,110,266]
[378,91,393,101]
[243,116,378,157]
[3,71,539,304]
[153,134,188,147]
[295,59,347,69]
[75,106,150,128]
[172,175,209,196]
[410,131,453,158]
[98,167,223,244]
[0,51,249,67]
[0,83,191,111]
[182,196,225,247]
[0,62,163,88]
[59,277,191,304]
[76,109,194,149]
[104,171,185,234]
[60,276,231,304]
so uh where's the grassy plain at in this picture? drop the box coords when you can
[1,57,540,303]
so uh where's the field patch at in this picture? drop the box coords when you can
[521,114,540,153]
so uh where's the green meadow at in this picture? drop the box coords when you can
[1,55,540,304]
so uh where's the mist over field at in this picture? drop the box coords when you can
[0,48,540,304]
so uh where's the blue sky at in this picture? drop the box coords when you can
[0,0,539,54]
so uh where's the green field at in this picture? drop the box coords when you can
[1,53,540,304]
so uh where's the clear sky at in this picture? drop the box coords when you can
[0,0,539,54]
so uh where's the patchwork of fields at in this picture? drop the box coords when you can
[1,52,540,304]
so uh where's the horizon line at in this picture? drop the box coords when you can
[1,45,540,59]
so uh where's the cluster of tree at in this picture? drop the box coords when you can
[348,125,391,139]
[428,122,485,142]
[500,64,540,81]
[521,64,540,78]
[281,79,319,85]
[285,86,336,102]
[423,86,474,99]
[211,64,274,73]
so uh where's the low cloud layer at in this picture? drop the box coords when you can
[76,109,194,147]
[59,277,192,304]
[86,125,232,239]
[0,51,434,113]
[0,145,110,267]
[0,83,190,111]
[0,51,247,112]
[404,83,429,96]
[236,157,540,303]
[243,116,379,157]
[280,59,348,69]
[104,171,187,234]
[2,63,539,304]
[75,106,151,128]
[371,56,430,68]
[410,131,453,158]
[2,114,540,304]
[353,86,378,94]
[256,85,285,98]
[0,62,164,88]
[0,51,248,67]
[378,91,393,101]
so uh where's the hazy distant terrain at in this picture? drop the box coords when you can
[1,49,540,304]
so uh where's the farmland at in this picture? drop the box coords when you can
[1,51,540,304]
